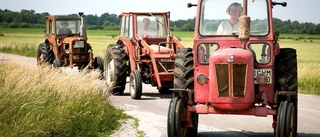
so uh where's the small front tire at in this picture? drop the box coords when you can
[129,70,142,99]
[53,59,62,68]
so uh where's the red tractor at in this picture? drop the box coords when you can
[167,0,297,137]
[37,12,103,71]
[104,12,185,99]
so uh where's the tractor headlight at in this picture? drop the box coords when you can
[74,41,84,48]
[65,49,70,54]
[256,73,268,85]
[196,73,207,85]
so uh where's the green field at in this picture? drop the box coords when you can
[0,29,320,95]
[0,28,319,136]
[0,28,320,96]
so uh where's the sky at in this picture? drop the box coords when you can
[1,0,319,24]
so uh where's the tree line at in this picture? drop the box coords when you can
[1,9,320,34]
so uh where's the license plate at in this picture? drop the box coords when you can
[254,69,272,84]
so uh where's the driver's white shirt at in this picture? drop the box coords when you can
[217,20,239,35]
[139,29,156,37]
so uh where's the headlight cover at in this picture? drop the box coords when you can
[74,41,84,48]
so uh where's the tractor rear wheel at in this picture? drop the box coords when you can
[275,48,298,94]
[104,44,128,95]
[171,48,198,136]
[129,70,142,99]
[37,43,53,65]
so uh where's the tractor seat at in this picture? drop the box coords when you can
[149,44,174,54]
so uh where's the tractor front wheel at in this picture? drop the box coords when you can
[94,56,104,73]
[275,101,297,137]
[129,70,142,99]
[167,96,190,137]
[53,59,62,68]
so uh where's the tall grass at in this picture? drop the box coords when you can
[280,39,320,95]
[0,62,128,136]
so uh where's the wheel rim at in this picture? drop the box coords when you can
[130,73,136,96]
[286,102,297,137]
[289,111,294,137]
[105,58,114,86]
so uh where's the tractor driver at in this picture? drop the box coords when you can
[58,21,72,35]
[216,2,243,35]
[139,18,156,37]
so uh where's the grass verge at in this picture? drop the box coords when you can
[0,62,128,136]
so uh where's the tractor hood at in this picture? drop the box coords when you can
[63,37,87,44]
[208,47,255,111]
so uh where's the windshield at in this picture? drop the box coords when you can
[56,20,81,35]
[199,0,269,36]
[137,15,167,38]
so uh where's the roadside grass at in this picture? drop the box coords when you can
[0,62,129,136]
[0,29,319,96]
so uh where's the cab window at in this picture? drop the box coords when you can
[197,43,219,64]
[249,43,270,64]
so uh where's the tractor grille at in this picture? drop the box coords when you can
[158,59,174,72]
[215,63,247,98]
[73,48,86,53]
[232,64,246,98]
[215,64,229,97]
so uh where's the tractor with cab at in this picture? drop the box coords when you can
[104,12,185,99]
[167,1,297,137]
[37,12,103,71]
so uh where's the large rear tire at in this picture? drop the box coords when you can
[37,43,53,65]
[104,44,128,95]
[275,48,298,93]
[171,48,198,137]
